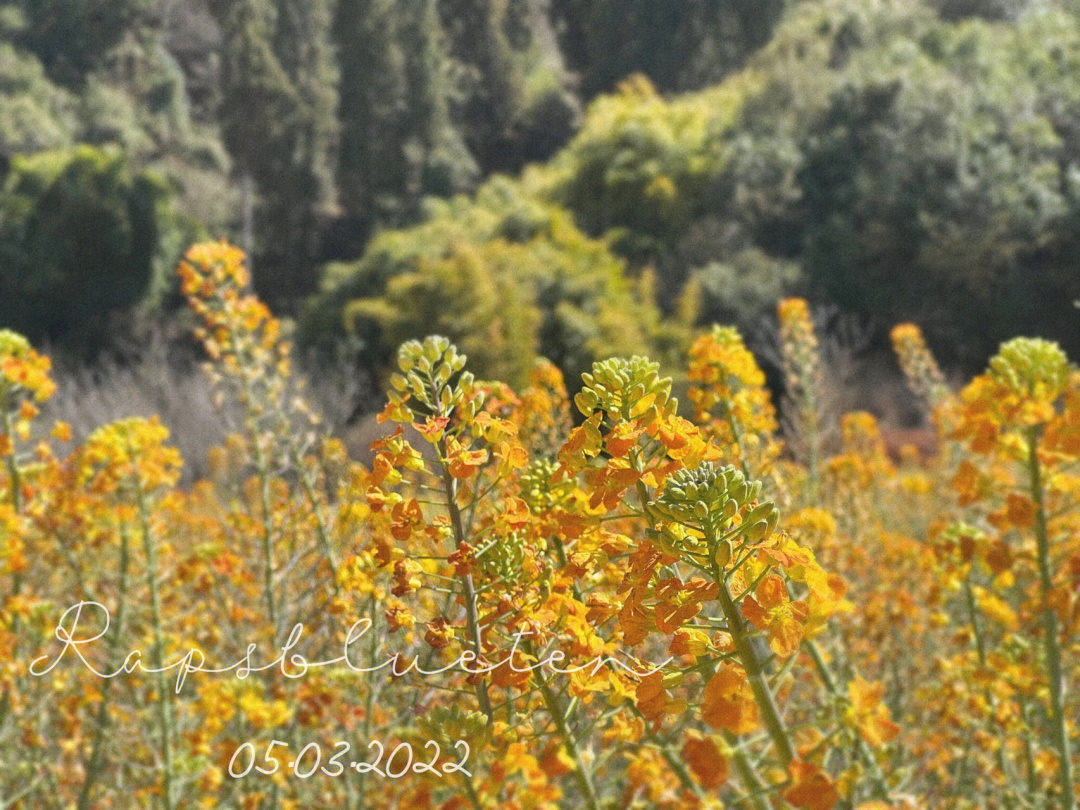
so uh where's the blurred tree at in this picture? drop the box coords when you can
[334,0,476,245]
[440,0,578,173]
[798,5,1080,363]
[9,0,150,86]
[931,0,1030,21]
[272,0,337,201]
[440,0,525,170]
[303,177,679,387]
[334,0,406,243]
[210,0,336,308]
[399,0,479,207]
[548,0,785,96]
[530,74,757,305]
[0,145,178,348]
[0,38,78,161]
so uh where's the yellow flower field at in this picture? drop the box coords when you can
[1,242,1077,808]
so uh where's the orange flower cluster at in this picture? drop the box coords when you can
[0,246,1076,809]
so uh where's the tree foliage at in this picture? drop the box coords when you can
[304,177,678,387]
[2,0,1080,375]
[210,0,338,307]
[549,0,786,96]
[10,0,150,86]
[334,0,477,243]
[0,145,178,347]
[791,1,1080,362]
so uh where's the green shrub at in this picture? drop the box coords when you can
[303,177,679,387]
[0,144,179,349]
[797,4,1080,363]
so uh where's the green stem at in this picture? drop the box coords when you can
[710,547,795,765]
[3,403,23,623]
[3,402,20,513]
[76,517,132,810]
[722,731,772,810]
[534,664,600,810]
[232,347,278,634]
[135,480,176,810]
[437,437,492,720]
[1026,427,1075,808]
[625,703,705,798]
[804,638,891,801]
[353,598,380,810]
[964,578,1014,801]
[253,435,278,633]
[293,450,338,587]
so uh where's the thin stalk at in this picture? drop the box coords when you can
[3,402,20,513]
[294,452,338,585]
[76,517,132,810]
[804,635,891,800]
[964,578,1015,800]
[436,436,492,720]
[461,773,484,810]
[352,599,380,810]
[3,404,23,621]
[1026,427,1075,808]
[626,704,705,798]
[252,435,278,633]
[229,335,279,635]
[134,481,176,810]
[723,731,772,810]
[534,666,600,810]
[708,538,795,765]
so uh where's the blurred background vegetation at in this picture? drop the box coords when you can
[2,0,1078,406]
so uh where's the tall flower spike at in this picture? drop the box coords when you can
[687,325,770,421]
[575,356,676,425]
[891,323,948,407]
[988,337,1069,401]
[646,462,779,557]
[777,298,823,496]
[388,336,475,421]
[0,329,56,405]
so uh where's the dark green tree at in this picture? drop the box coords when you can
[334,0,409,244]
[334,0,475,241]
[548,0,785,96]
[439,0,578,173]
[0,145,177,348]
[10,0,149,86]
[400,0,478,201]
[439,0,525,171]
[795,4,1080,365]
[210,0,337,307]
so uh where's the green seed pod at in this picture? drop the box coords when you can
[743,520,769,544]
[742,502,773,527]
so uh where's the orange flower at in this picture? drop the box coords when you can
[445,436,489,479]
[783,760,841,810]
[847,678,900,747]
[701,664,759,734]
[1004,492,1036,529]
[635,671,684,722]
[741,574,810,657]
[424,617,454,649]
[680,730,729,789]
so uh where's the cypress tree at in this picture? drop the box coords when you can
[210,0,336,306]
[334,0,410,238]
[334,0,475,239]
[440,0,528,172]
[399,0,477,211]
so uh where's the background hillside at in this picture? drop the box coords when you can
[2,0,1078,397]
